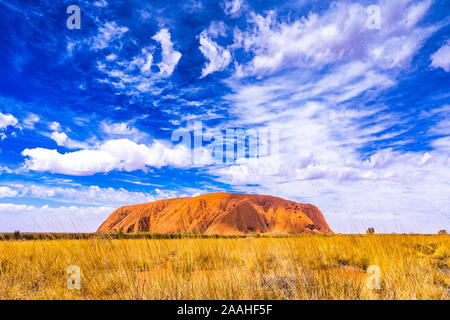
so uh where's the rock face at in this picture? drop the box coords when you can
[97,192,333,235]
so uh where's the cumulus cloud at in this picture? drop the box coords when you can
[21,138,194,175]
[22,148,116,175]
[430,41,450,72]
[0,111,19,140]
[0,112,18,130]
[152,28,182,77]
[0,186,18,198]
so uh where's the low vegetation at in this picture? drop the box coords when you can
[0,234,448,299]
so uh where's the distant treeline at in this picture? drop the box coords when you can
[0,232,443,241]
[0,232,323,241]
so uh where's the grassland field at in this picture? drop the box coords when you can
[0,234,448,300]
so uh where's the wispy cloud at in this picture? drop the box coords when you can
[205,0,436,77]
[90,21,129,51]
[95,27,182,94]
[199,28,232,77]
[223,0,244,17]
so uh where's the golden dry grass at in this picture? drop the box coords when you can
[0,234,448,300]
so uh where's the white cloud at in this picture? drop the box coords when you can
[0,203,113,232]
[204,0,449,233]
[218,58,446,185]
[67,20,129,55]
[8,0,446,234]
[49,131,68,146]
[432,136,450,153]
[231,0,434,76]
[106,53,117,61]
[94,0,108,7]
[96,28,181,94]
[129,47,154,74]
[1,184,160,206]
[22,113,40,129]
[104,122,148,141]
[0,186,18,198]
[430,41,450,72]
[22,148,116,175]
[152,28,182,77]
[0,112,18,130]
[48,121,61,131]
[213,145,450,234]
[0,111,19,140]
[224,0,243,17]
[199,30,232,77]
[44,122,89,149]
[207,21,228,38]
[211,78,450,232]
[429,118,450,136]
[0,165,12,174]
[183,0,204,13]
[97,62,157,94]
[21,138,194,176]
[0,185,208,232]
[100,121,140,136]
[91,21,128,50]
[0,181,214,232]
[48,131,88,149]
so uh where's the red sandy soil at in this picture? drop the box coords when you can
[97,192,333,235]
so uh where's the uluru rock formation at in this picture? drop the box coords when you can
[97,192,333,235]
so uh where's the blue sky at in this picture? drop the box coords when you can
[0,0,449,233]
